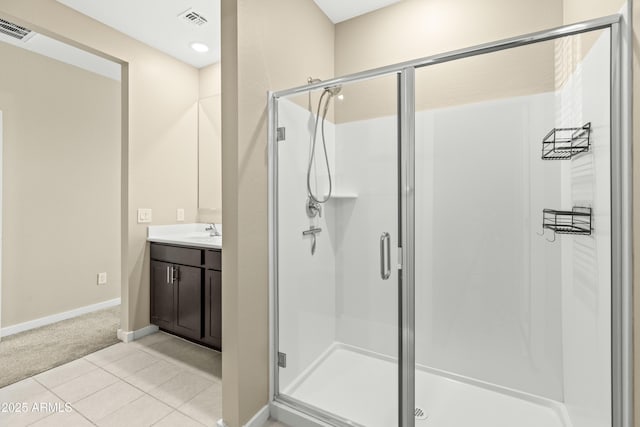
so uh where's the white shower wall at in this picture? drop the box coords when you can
[334,114,399,356]
[334,93,565,401]
[415,94,564,400]
[277,97,337,390]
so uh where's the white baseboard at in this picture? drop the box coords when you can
[1,298,121,338]
[243,405,270,427]
[117,324,159,343]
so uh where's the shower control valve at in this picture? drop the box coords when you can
[306,197,322,218]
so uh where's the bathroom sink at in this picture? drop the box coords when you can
[147,224,222,249]
[187,235,221,242]
[179,234,222,247]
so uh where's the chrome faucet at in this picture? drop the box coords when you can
[306,197,322,218]
[205,223,221,237]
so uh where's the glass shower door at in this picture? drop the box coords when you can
[412,29,612,427]
[274,73,402,426]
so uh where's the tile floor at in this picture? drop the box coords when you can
[0,332,289,427]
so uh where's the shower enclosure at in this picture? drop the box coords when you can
[268,15,631,427]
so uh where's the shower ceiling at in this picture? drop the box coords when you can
[55,0,403,68]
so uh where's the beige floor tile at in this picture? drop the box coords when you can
[153,411,205,427]
[84,343,138,367]
[30,410,94,427]
[52,368,119,403]
[148,371,214,408]
[129,331,174,348]
[0,389,64,427]
[177,382,222,426]
[0,378,48,402]
[181,352,222,382]
[102,350,160,378]
[123,359,184,392]
[72,380,143,422]
[146,339,220,381]
[96,394,172,427]
[33,359,97,390]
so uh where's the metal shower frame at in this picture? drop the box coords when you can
[268,13,631,427]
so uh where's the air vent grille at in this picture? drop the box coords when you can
[0,18,33,41]
[178,8,208,26]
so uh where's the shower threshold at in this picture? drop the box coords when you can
[283,343,570,427]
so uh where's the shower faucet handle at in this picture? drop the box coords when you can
[306,198,322,218]
[303,227,322,255]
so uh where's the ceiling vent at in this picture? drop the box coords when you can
[178,8,208,26]
[0,18,35,42]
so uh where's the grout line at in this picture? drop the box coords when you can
[127,342,222,384]
[174,407,210,427]
[117,363,183,398]
[150,409,206,427]
[149,410,174,427]
[70,380,143,425]
[92,393,164,425]
[28,381,99,427]
[29,360,99,392]
[47,366,118,406]
[72,406,99,426]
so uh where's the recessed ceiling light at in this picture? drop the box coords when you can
[190,42,209,53]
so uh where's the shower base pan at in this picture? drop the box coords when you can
[282,343,569,427]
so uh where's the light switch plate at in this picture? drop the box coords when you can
[137,208,152,223]
[177,208,185,222]
[97,272,107,285]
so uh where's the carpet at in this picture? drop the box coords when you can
[0,305,120,388]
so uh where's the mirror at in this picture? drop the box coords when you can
[198,63,222,219]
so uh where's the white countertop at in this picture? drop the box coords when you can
[147,223,222,249]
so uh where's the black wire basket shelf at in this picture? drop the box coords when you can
[541,122,591,160]
[542,207,592,235]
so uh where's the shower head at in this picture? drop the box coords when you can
[325,85,342,97]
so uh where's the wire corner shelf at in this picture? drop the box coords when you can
[542,206,592,236]
[541,122,591,160]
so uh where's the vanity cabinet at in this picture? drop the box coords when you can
[150,243,222,350]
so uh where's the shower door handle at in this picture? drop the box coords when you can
[380,232,391,280]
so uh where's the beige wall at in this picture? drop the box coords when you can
[221,0,334,424]
[198,62,222,222]
[563,0,625,57]
[0,0,200,333]
[0,42,120,326]
[334,0,562,123]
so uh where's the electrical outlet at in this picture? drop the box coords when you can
[177,208,185,222]
[97,272,107,285]
[137,208,152,223]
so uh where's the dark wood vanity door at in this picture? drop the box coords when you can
[172,265,202,341]
[151,260,174,330]
[150,242,220,349]
[203,269,222,349]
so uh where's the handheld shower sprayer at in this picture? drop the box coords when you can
[306,77,342,208]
